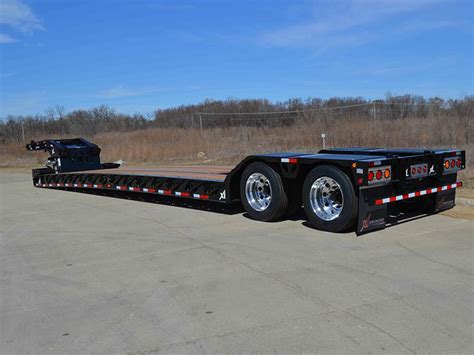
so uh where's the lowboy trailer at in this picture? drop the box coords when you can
[27,138,465,235]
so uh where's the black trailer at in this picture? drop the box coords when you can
[27,138,465,235]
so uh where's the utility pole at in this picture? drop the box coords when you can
[372,102,376,120]
[199,114,203,134]
[321,133,326,149]
[21,121,25,144]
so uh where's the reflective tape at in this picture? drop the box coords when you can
[375,182,462,205]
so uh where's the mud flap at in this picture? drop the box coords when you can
[356,189,387,236]
[433,189,456,213]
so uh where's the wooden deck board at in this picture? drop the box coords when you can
[70,166,234,182]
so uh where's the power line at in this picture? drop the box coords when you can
[197,102,421,116]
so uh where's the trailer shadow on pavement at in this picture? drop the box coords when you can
[59,187,450,236]
[61,187,245,215]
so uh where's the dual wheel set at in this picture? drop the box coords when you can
[239,162,358,232]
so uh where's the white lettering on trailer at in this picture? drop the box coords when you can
[219,190,226,201]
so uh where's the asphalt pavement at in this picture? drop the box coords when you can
[1,173,473,354]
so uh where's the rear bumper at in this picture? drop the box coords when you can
[374,182,462,205]
[357,179,463,236]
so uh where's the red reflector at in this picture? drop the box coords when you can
[423,165,427,173]
[411,167,416,175]
[417,167,422,174]
[357,177,364,185]
[456,159,461,168]
[450,160,455,168]
[376,170,382,180]
[368,171,374,181]
[201,194,209,199]
[288,158,298,164]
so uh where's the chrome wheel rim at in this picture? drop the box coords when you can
[309,176,344,221]
[245,173,272,211]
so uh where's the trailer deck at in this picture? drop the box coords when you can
[63,166,233,182]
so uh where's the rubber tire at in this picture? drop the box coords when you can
[302,165,357,232]
[240,162,288,222]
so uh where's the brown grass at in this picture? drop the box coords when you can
[1,116,472,178]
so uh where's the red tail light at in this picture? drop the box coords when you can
[368,165,391,185]
[444,156,463,173]
[376,170,382,180]
[368,171,374,181]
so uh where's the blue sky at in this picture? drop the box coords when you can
[0,0,472,117]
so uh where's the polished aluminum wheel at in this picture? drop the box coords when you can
[309,176,344,221]
[245,173,272,211]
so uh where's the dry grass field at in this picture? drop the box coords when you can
[1,115,472,221]
[1,115,472,178]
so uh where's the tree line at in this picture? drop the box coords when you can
[1,94,472,144]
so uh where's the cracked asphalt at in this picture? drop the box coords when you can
[1,173,473,354]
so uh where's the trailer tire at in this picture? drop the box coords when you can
[303,165,357,232]
[240,162,288,222]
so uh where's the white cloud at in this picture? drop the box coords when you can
[97,85,171,99]
[98,85,142,99]
[258,0,452,50]
[0,0,43,33]
[0,33,17,43]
